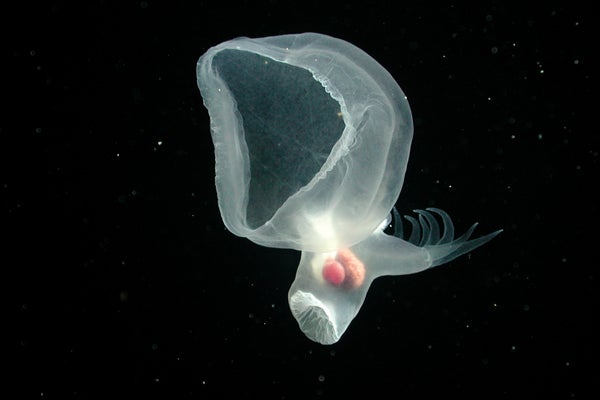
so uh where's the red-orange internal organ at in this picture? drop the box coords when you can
[322,248,366,289]
[322,259,345,286]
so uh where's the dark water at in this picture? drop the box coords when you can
[5,1,596,398]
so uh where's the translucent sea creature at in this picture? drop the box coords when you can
[196,32,501,344]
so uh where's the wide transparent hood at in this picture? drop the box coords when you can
[197,33,413,252]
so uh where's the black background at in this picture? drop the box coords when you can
[5,0,596,398]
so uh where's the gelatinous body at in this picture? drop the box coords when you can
[197,33,501,344]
